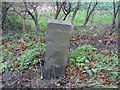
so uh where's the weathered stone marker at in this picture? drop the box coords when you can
[44,20,71,79]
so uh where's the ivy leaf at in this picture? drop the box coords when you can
[76,63,81,67]
[85,59,90,63]
[84,66,89,69]
[87,69,93,76]
[80,63,85,66]
[91,68,97,74]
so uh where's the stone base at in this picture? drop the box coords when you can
[43,65,66,80]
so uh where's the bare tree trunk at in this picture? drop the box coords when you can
[71,0,80,31]
[62,8,70,21]
[111,1,116,29]
[27,10,39,31]
[111,1,120,29]
[118,8,120,29]
[35,19,40,31]
[63,15,68,21]
[118,2,120,60]
[62,9,71,21]
[2,2,12,31]
[55,1,64,19]
[24,2,40,31]
[84,1,98,26]
[34,7,40,31]
[109,1,120,35]
[62,2,71,21]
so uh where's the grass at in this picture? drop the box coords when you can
[38,10,113,27]
[66,11,112,25]
[5,10,113,33]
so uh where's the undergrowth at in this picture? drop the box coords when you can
[1,31,45,72]
[68,44,119,87]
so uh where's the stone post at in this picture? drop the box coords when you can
[44,20,71,79]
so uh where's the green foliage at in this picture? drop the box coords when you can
[3,12,23,34]
[69,44,119,80]
[17,45,45,71]
[1,31,45,72]
[66,11,112,25]
[36,10,112,28]
[81,2,113,11]
[69,44,97,67]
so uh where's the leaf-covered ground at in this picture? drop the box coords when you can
[1,27,119,88]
